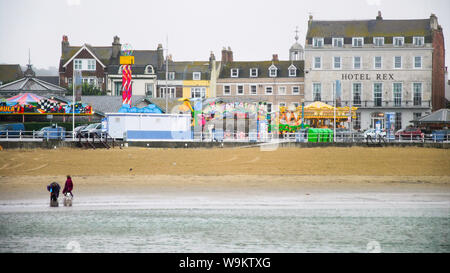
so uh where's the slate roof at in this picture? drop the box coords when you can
[306,18,433,45]
[36,76,59,86]
[0,76,67,96]
[416,109,450,124]
[219,60,304,78]
[0,64,24,84]
[157,61,211,81]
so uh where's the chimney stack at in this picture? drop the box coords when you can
[227,47,233,63]
[61,35,69,54]
[430,13,438,30]
[272,54,279,62]
[221,47,233,64]
[376,11,383,20]
[112,35,121,58]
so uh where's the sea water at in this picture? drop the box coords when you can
[0,194,449,253]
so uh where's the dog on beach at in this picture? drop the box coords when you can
[63,192,73,207]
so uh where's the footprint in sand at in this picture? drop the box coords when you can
[0,163,10,170]
[23,163,48,172]
[3,163,24,170]
[217,156,238,163]
[245,157,260,163]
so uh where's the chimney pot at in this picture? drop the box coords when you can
[272,54,279,62]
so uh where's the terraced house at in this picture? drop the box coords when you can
[304,12,445,131]
[216,44,305,112]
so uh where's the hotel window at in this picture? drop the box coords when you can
[87,59,96,71]
[374,56,382,69]
[250,68,258,77]
[145,83,154,97]
[193,72,201,80]
[352,37,363,47]
[414,56,422,69]
[313,83,321,101]
[191,87,206,98]
[354,112,361,130]
[413,36,424,46]
[269,66,277,77]
[333,56,341,69]
[278,86,286,95]
[231,68,239,78]
[393,83,402,107]
[393,37,404,47]
[313,37,324,47]
[413,83,422,106]
[395,112,402,130]
[332,38,343,48]
[289,67,297,77]
[159,87,176,98]
[373,37,384,46]
[313,57,321,69]
[250,85,257,95]
[353,56,361,69]
[292,86,300,95]
[265,86,273,95]
[237,85,244,95]
[223,85,231,95]
[373,83,383,107]
[74,59,82,70]
[168,72,175,80]
[352,83,362,106]
[394,56,402,69]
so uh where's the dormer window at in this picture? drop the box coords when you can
[250,68,258,77]
[268,65,277,77]
[288,65,297,77]
[231,68,239,78]
[373,37,384,46]
[332,38,343,48]
[193,72,201,80]
[352,37,364,47]
[313,37,324,47]
[413,36,424,46]
[394,37,404,47]
[145,65,154,74]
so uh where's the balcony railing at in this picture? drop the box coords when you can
[304,100,431,108]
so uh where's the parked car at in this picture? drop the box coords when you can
[36,125,66,140]
[80,123,102,138]
[73,125,88,138]
[395,127,424,140]
[0,123,25,137]
[363,129,386,140]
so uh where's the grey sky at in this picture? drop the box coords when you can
[0,0,449,76]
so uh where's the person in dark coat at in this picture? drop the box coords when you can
[63,175,74,197]
[47,182,60,201]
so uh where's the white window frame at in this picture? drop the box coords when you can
[145,83,154,97]
[414,56,422,69]
[236,84,244,95]
[332,38,343,48]
[159,87,176,98]
[353,56,362,69]
[413,36,424,47]
[288,67,297,77]
[269,66,277,77]
[278,86,287,95]
[373,37,384,47]
[87,59,96,71]
[168,72,175,80]
[73,59,82,70]
[191,87,206,98]
[412,82,422,106]
[231,68,239,78]
[312,83,321,101]
[250,68,258,77]
[352,82,362,105]
[373,82,383,107]
[393,82,403,106]
[265,86,273,95]
[333,56,341,69]
[223,85,231,96]
[393,37,404,47]
[250,85,257,95]
[352,37,364,47]
[313,37,324,47]
[292,86,300,95]
[193,72,201,80]
[394,56,402,69]
[374,56,382,69]
[313,56,322,69]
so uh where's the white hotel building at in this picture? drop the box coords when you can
[304,12,445,130]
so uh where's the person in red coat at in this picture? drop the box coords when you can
[63,175,74,197]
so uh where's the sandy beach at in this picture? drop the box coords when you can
[0,147,449,200]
